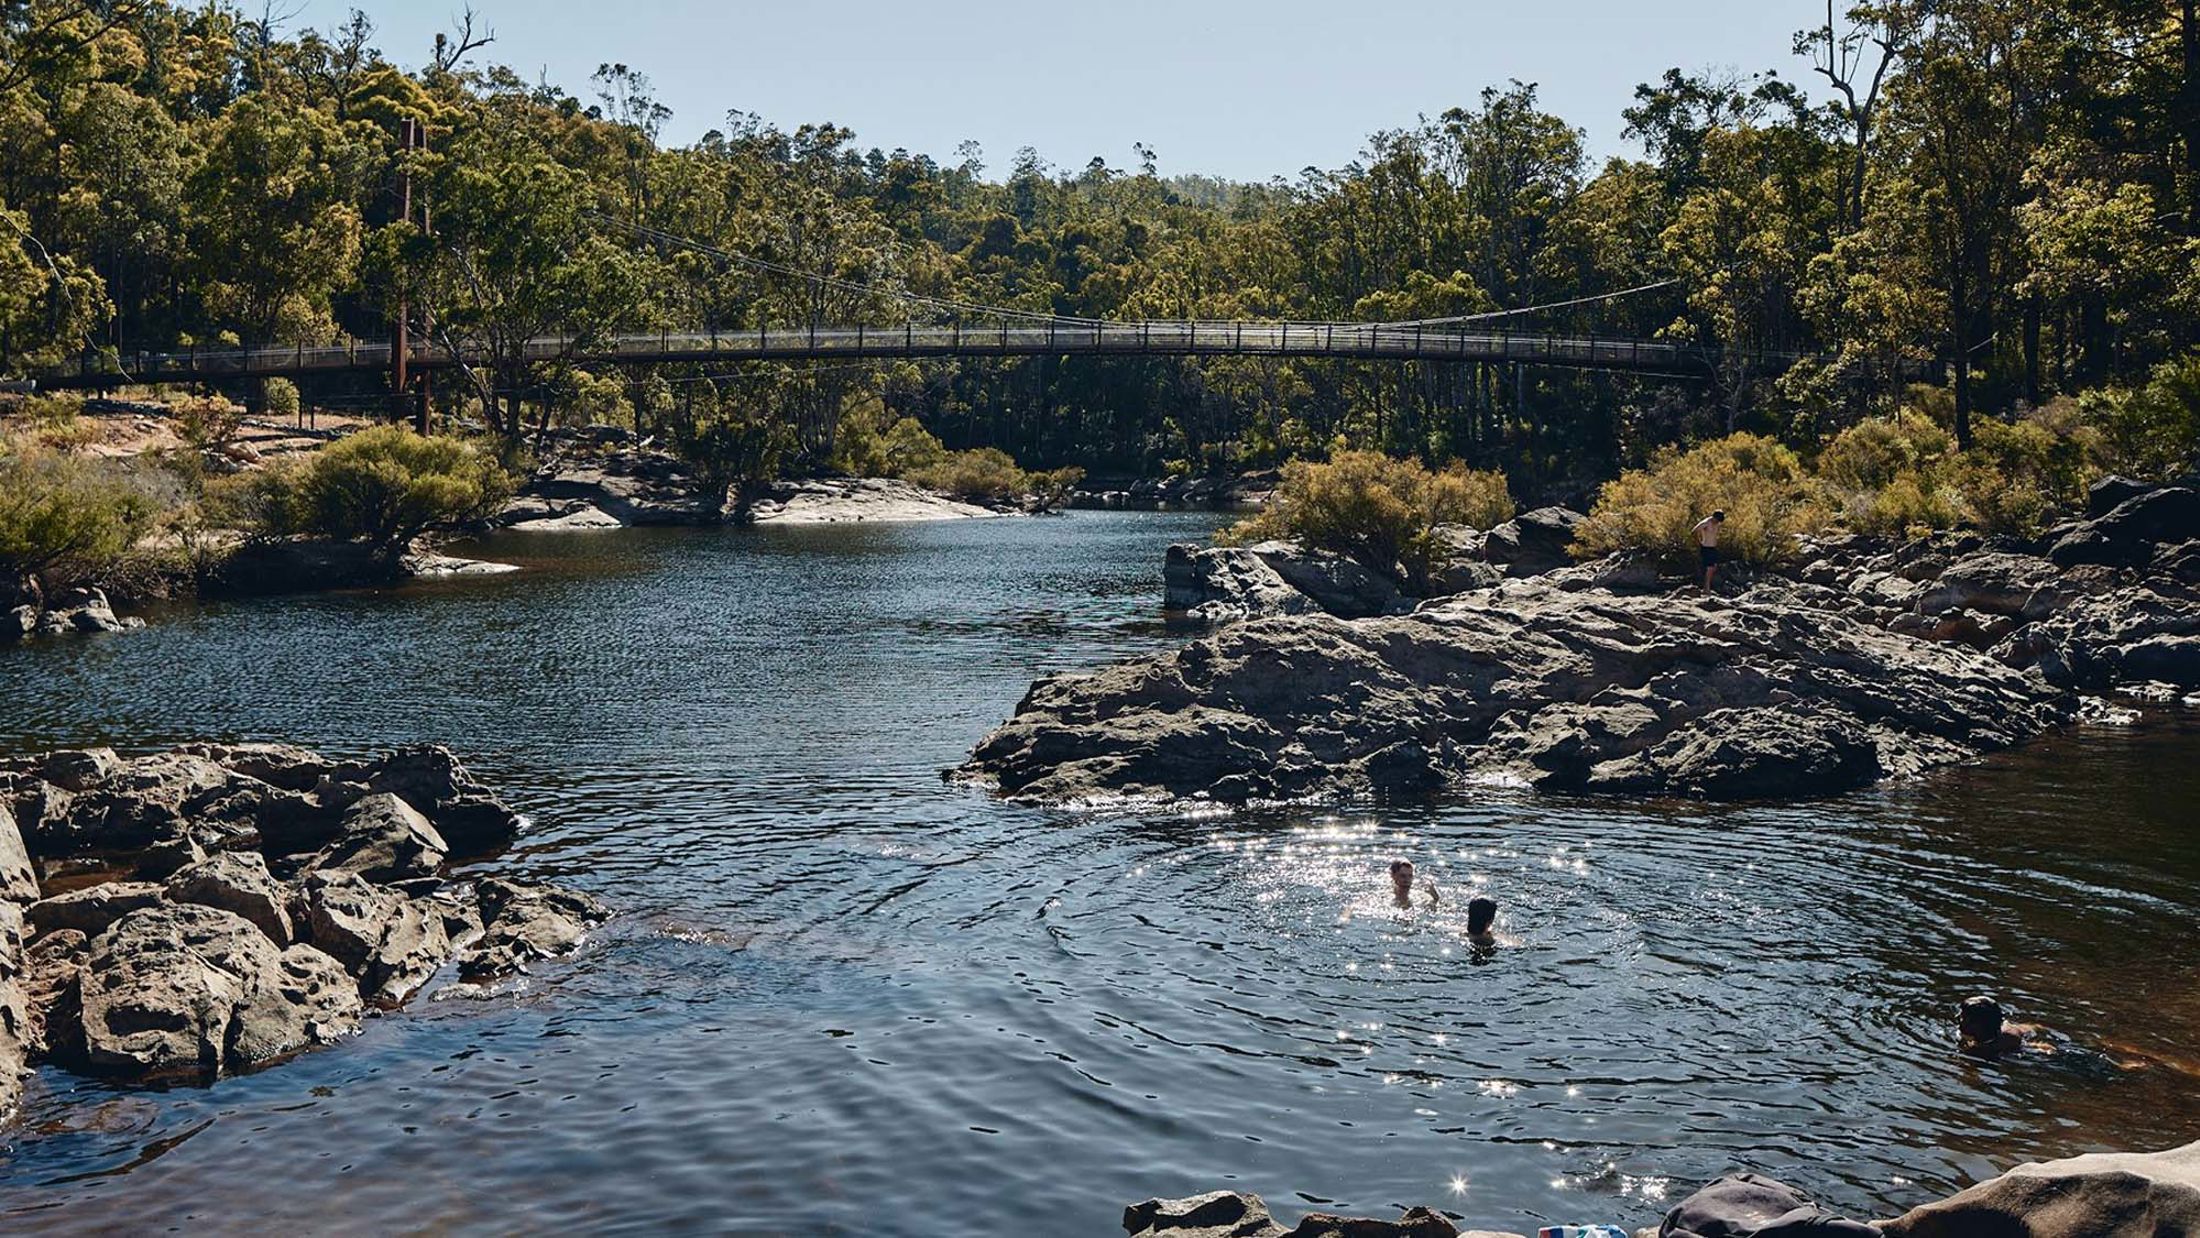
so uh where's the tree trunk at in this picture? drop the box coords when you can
[2023,294,2043,408]
[1952,270,1974,450]
[2186,0,2200,232]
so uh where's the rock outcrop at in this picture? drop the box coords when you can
[1124,1192,1473,1238]
[1161,511,1590,629]
[973,481,2200,809]
[963,579,2075,805]
[746,476,1006,523]
[1165,541,1410,623]
[1883,1141,2200,1238]
[520,438,727,526]
[1073,470,1279,511]
[0,743,608,1113]
[208,537,517,597]
[0,580,145,644]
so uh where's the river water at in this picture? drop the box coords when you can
[1,512,2197,1235]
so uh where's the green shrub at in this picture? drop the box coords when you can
[1838,471,1960,538]
[677,415,796,498]
[2077,352,2200,481]
[247,425,512,549]
[0,434,160,578]
[1217,449,1514,589]
[262,377,302,419]
[881,418,950,477]
[910,447,1043,504]
[1815,411,1952,492]
[174,394,243,450]
[20,392,85,428]
[1575,433,1830,566]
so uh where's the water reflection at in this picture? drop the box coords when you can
[0,513,2195,1235]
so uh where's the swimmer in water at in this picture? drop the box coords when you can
[1389,860,1437,909]
[1958,995,2052,1059]
[1465,895,1525,949]
[1466,896,1500,946]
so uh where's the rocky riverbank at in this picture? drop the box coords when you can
[1128,1140,2200,1238]
[962,479,2200,805]
[0,742,606,1116]
[1071,470,1280,511]
[500,429,1045,528]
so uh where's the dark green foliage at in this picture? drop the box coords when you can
[240,425,511,549]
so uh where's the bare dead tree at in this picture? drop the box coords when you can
[431,6,494,74]
[1799,1,1911,229]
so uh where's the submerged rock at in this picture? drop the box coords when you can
[963,580,2074,805]
[1123,1192,1470,1238]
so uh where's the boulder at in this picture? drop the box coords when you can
[1258,543,1410,619]
[2025,587,2200,689]
[27,882,167,937]
[1125,1192,1285,1238]
[1483,507,1587,576]
[310,793,448,882]
[527,452,724,525]
[354,894,457,1007]
[207,537,394,596]
[0,903,32,1114]
[1915,553,2061,618]
[1166,541,1411,623]
[0,802,38,903]
[961,579,2074,805]
[71,902,361,1083]
[1884,1141,2200,1238]
[297,870,408,972]
[2049,488,2200,567]
[21,927,87,1058]
[174,742,329,792]
[1587,705,1885,800]
[1165,543,1317,624]
[334,745,521,856]
[34,748,123,792]
[1544,551,1664,595]
[2088,473,2157,518]
[166,851,293,944]
[1660,1173,1880,1238]
[1122,1193,1468,1238]
[34,586,139,635]
[459,877,609,981]
[1287,1209,1461,1238]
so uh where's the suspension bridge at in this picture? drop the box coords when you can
[34,320,1785,391]
[28,216,1784,392]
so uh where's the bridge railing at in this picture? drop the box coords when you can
[36,321,1765,386]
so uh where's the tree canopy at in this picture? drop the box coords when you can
[5,0,2200,488]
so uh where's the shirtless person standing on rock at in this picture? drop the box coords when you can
[1693,509,1726,590]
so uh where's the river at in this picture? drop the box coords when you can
[1,511,2196,1235]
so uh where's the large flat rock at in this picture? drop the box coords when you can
[748,477,1003,523]
[962,580,2075,805]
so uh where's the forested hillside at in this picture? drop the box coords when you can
[4,0,2199,493]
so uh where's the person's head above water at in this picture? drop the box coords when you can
[1958,995,2006,1046]
[1389,860,1416,900]
[1467,896,1498,935]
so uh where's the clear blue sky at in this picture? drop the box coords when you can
[292,0,1828,181]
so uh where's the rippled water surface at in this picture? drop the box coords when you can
[2,512,2198,1235]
